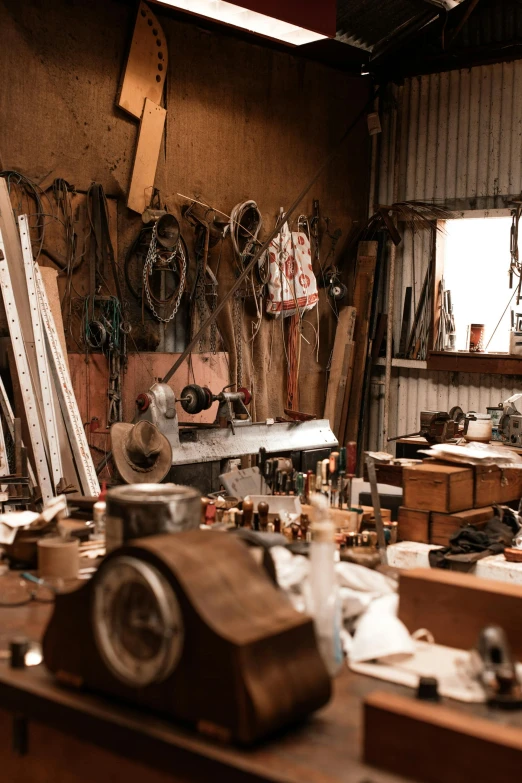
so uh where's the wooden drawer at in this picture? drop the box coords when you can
[403,463,473,513]
[397,507,430,543]
[430,506,493,546]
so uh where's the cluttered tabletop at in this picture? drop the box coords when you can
[0,572,404,783]
[3,570,522,783]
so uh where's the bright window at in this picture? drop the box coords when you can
[441,216,513,353]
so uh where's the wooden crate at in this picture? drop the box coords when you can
[364,691,522,783]
[403,463,473,513]
[397,507,430,543]
[474,465,522,507]
[398,568,522,659]
[429,506,494,546]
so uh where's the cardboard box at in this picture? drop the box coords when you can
[403,463,473,513]
[397,507,430,543]
[430,506,493,546]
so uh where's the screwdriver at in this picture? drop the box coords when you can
[329,451,339,507]
[338,447,346,509]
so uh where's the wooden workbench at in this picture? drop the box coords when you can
[3,577,522,782]
[0,581,411,783]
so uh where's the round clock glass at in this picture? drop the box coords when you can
[93,556,183,687]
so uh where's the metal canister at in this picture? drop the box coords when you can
[106,483,201,552]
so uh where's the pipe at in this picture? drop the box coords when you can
[381,85,403,450]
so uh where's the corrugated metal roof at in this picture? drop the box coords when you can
[336,0,432,51]
[381,0,522,78]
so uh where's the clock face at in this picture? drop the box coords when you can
[92,556,184,687]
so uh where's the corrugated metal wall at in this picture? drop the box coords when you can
[370,61,522,448]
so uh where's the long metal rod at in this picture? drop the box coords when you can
[162,91,376,385]
[382,85,403,450]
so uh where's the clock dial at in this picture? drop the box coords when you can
[93,556,183,687]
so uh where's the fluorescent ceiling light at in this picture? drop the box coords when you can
[156,0,328,45]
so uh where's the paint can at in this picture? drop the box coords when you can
[106,483,201,552]
[468,324,485,352]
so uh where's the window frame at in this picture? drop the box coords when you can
[428,208,522,374]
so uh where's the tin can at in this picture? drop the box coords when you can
[106,483,201,552]
[468,324,485,352]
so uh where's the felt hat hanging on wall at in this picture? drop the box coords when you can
[111,420,172,484]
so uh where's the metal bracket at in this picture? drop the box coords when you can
[34,265,100,497]
[0,230,54,502]
[19,215,63,489]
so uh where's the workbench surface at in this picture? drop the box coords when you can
[2,581,522,783]
[0,583,411,783]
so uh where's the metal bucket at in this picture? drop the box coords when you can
[106,483,201,552]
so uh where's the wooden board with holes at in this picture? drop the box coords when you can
[117,1,168,119]
[127,99,167,214]
[343,241,378,446]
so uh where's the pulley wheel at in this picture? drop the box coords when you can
[201,387,214,410]
[238,387,252,406]
[180,384,208,415]
[329,282,347,301]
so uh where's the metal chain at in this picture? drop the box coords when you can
[233,293,243,387]
[195,279,207,353]
[143,224,186,323]
[209,284,218,355]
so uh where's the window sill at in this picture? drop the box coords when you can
[427,351,522,375]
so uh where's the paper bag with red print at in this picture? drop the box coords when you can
[266,222,318,318]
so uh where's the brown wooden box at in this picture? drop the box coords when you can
[398,568,522,659]
[397,507,430,543]
[403,463,473,513]
[474,465,522,507]
[429,506,494,546]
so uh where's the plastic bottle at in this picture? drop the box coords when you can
[308,494,343,677]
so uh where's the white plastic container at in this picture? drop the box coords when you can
[308,495,343,677]
[463,413,492,443]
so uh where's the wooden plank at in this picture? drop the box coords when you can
[323,306,356,437]
[127,99,167,214]
[117,1,168,120]
[364,690,522,783]
[398,568,522,658]
[39,267,70,374]
[344,241,378,446]
[427,351,522,375]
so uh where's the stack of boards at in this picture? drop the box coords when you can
[0,181,99,504]
[398,461,522,546]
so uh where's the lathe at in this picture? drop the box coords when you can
[134,382,338,493]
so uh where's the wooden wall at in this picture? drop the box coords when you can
[0,0,370,420]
